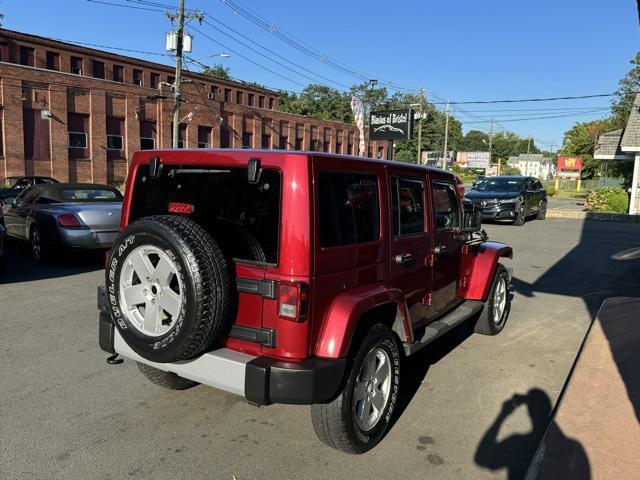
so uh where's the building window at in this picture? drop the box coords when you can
[323,128,330,153]
[93,60,105,79]
[0,112,3,157]
[279,121,289,150]
[220,115,231,148]
[198,125,212,148]
[262,120,272,149]
[258,96,265,108]
[224,88,232,102]
[367,145,373,158]
[377,145,384,159]
[167,75,175,85]
[335,131,343,154]
[46,51,60,71]
[68,113,90,159]
[107,116,125,159]
[113,64,124,82]
[248,93,255,106]
[0,42,9,62]
[133,69,143,86]
[347,131,354,155]
[242,117,253,148]
[236,91,244,105]
[170,123,187,148]
[140,121,156,150]
[318,172,380,247]
[295,124,304,150]
[150,72,160,89]
[19,46,35,66]
[310,126,318,152]
[70,56,83,75]
[269,97,275,110]
[23,109,51,161]
[210,85,218,99]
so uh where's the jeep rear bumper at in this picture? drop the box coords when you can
[98,300,346,406]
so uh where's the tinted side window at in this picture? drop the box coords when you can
[535,180,544,190]
[433,182,460,230]
[17,188,38,206]
[391,177,425,236]
[318,172,379,247]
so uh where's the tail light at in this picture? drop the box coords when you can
[168,202,195,214]
[56,213,82,228]
[277,282,308,321]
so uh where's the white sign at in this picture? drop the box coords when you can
[422,151,454,166]
[457,151,490,169]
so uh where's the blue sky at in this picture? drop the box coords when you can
[3,0,639,149]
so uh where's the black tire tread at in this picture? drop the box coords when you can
[475,264,510,335]
[137,362,198,390]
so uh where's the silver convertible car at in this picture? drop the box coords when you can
[1,183,123,263]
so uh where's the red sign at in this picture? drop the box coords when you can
[557,156,583,171]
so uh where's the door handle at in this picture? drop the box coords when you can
[434,245,448,255]
[395,253,414,265]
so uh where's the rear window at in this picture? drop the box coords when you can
[318,172,379,248]
[59,188,122,202]
[130,166,281,265]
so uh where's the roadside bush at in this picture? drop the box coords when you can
[584,187,629,213]
[545,185,556,197]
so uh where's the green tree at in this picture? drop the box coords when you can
[611,51,640,128]
[202,64,231,81]
[279,84,353,123]
[458,130,490,152]
[560,119,617,178]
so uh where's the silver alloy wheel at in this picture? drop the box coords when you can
[119,245,183,337]
[353,347,392,431]
[493,275,508,325]
[31,229,41,262]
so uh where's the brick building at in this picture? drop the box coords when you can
[0,28,388,185]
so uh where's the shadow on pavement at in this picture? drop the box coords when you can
[475,389,590,480]
[510,219,640,426]
[0,240,104,285]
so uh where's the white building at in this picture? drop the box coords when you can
[506,154,554,180]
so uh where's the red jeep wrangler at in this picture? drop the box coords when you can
[98,149,512,453]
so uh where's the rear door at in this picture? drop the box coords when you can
[3,187,38,239]
[430,178,463,314]
[388,171,431,325]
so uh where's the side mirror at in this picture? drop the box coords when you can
[462,210,482,233]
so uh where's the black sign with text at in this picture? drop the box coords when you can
[369,109,413,141]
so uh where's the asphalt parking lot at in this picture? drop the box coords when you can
[1,217,639,480]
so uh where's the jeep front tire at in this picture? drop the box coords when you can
[310,323,400,454]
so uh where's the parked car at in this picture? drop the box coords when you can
[2,183,123,263]
[464,176,547,225]
[98,149,513,454]
[0,176,59,204]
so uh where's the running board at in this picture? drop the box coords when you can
[403,300,485,356]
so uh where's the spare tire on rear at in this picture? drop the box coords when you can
[105,215,232,363]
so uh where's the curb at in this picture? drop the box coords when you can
[546,210,640,223]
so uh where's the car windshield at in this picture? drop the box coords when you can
[41,188,123,203]
[476,178,524,193]
[1,177,21,188]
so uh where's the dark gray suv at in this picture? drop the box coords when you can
[464,176,547,226]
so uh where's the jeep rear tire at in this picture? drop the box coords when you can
[310,324,400,454]
[474,264,510,335]
[106,215,232,363]
[137,362,198,390]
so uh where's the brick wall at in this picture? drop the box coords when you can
[0,28,388,185]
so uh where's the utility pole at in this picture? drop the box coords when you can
[365,79,378,157]
[442,100,450,170]
[488,117,494,168]
[166,1,203,148]
[527,135,532,155]
[410,89,425,164]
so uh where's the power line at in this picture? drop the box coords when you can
[433,93,616,105]
[463,110,611,124]
[51,36,172,58]
[86,0,164,12]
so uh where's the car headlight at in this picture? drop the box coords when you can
[499,197,519,204]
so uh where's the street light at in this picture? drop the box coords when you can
[410,102,423,165]
[192,52,231,61]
